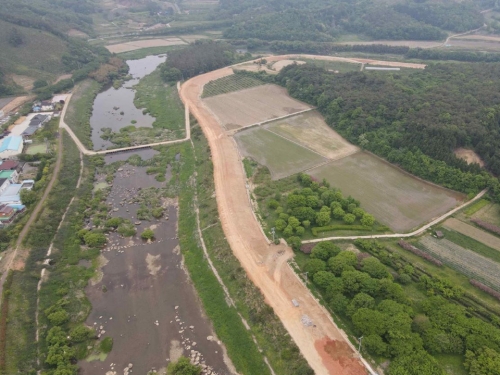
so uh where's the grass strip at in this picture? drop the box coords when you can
[0,270,13,374]
[64,79,100,149]
[464,198,489,216]
[439,227,500,264]
[117,45,187,60]
[177,141,271,375]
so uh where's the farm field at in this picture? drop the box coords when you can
[308,152,464,232]
[472,202,500,227]
[264,111,358,160]
[202,74,265,98]
[105,38,187,53]
[301,58,361,73]
[443,218,500,252]
[234,127,327,179]
[203,84,312,130]
[25,143,47,155]
[419,236,500,292]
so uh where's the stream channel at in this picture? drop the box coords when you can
[90,55,165,151]
[80,66,234,374]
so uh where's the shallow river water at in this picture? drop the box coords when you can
[79,153,232,375]
[90,55,166,150]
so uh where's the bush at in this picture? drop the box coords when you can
[397,240,442,267]
[83,232,107,248]
[303,258,326,276]
[167,356,201,375]
[141,228,155,240]
[100,337,113,354]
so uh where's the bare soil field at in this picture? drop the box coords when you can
[454,148,485,167]
[264,111,358,160]
[446,40,500,52]
[0,97,15,111]
[180,34,211,43]
[456,35,500,42]
[67,28,89,38]
[181,65,367,375]
[0,95,30,114]
[234,62,277,75]
[80,166,233,375]
[271,59,306,72]
[235,127,327,179]
[106,38,187,53]
[309,152,464,232]
[203,84,312,130]
[443,218,500,251]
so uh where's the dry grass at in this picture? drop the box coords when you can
[271,60,305,72]
[203,84,312,130]
[264,111,358,160]
[443,218,500,252]
[309,152,464,232]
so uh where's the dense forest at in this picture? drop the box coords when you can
[159,40,250,81]
[270,63,500,198]
[219,0,489,42]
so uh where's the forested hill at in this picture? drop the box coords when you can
[218,0,490,42]
[272,63,500,197]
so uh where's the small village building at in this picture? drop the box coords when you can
[0,136,23,159]
[0,170,18,183]
[0,178,11,195]
[0,183,23,205]
[40,100,54,111]
[0,160,19,171]
[435,231,444,239]
[29,114,49,127]
[21,179,35,190]
[0,203,25,227]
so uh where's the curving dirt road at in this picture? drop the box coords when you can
[180,66,374,375]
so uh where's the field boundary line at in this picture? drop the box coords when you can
[231,108,315,135]
[302,189,488,243]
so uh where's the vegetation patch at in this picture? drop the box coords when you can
[202,72,265,98]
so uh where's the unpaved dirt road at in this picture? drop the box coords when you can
[180,64,371,375]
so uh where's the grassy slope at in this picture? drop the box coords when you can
[0,19,68,80]
[64,79,101,149]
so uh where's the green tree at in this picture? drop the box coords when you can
[303,258,326,276]
[105,217,123,229]
[352,308,387,336]
[315,211,331,226]
[20,189,37,206]
[352,207,365,218]
[302,220,311,228]
[275,219,287,231]
[328,251,357,276]
[361,257,389,279]
[466,348,500,375]
[70,326,93,343]
[167,356,202,375]
[310,241,341,261]
[388,350,445,375]
[332,207,345,219]
[152,207,164,218]
[161,67,182,82]
[343,213,356,224]
[141,228,155,240]
[361,214,375,227]
[364,334,388,356]
[283,225,294,237]
[295,226,305,236]
[347,292,375,316]
[8,27,25,47]
[47,310,69,326]
[288,216,300,229]
[288,236,302,251]
[313,271,337,289]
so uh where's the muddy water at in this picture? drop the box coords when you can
[80,160,232,375]
[90,55,166,150]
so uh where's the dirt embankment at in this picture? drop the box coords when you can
[180,63,368,375]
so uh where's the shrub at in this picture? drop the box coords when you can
[470,279,500,301]
[167,356,201,375]
[83,232,107,248]
[471,219,500,236]
[141,228,155,240]
[303,258,326,276]
[100,337,113,354]
[343,213,356,224]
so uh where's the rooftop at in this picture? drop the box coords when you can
[0,160,19,170]
[0,170,14,179]
[1,183,22,197]
[0,136,23,152]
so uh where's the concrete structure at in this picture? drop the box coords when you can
[365,67,401,71]
[0,136,23,159]
[21,179,34,190]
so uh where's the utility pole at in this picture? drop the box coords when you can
[271,227,275,243]
[358,336,363,353]
[304,272,308,284]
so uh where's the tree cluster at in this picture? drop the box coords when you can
[271,173,374,241]
[159,40,250,81]
[305,240,500,375]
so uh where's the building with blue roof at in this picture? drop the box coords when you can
[0,136,23,159]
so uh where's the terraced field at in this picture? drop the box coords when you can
[419,236,500,291]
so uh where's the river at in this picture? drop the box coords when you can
[90,55,166,151]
